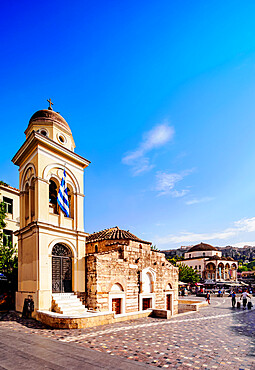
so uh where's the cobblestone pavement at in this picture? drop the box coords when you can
[1,297,255,369]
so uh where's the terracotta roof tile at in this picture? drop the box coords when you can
[0,183,19,192]
[188,242,218,252]
[86,226,151,244]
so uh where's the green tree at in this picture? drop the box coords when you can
[246,260,255,270]
[238,265,248,272]
[178,263,200,283]
[167,256,184,266]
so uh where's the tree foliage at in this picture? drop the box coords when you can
[238,259,255,272]
[167,256,184,266]
[178,263,200,283]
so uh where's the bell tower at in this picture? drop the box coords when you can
[12,102,90,314]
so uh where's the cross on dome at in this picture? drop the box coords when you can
[47,98,54,110]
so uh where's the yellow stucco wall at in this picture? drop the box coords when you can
[13,110,89,314]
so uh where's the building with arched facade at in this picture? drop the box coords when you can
[10,104,179,320]
[177,242,238,282]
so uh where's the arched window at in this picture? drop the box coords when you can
[25,183,29,223]
[49,179,58,214]
[66,187,72,217]
[143,272,153,293]
[31,177,35,219]
[111,283,124,292]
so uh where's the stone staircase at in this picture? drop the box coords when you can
[52,293,88,316]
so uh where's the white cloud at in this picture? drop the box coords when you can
[155,217,255,246]
[122,122,174,175]
[185,197,215,205]
[221,241,255,248]
[155,170,193,197]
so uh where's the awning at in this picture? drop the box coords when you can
[204,280,215,284]
[178,281,187,285]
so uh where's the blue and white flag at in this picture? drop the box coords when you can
[57,170,70,217]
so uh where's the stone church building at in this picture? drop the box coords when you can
[9,103,178,325]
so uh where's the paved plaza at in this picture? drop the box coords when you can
[0,296,255,369]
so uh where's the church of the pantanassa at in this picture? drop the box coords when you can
[11,103,178,326]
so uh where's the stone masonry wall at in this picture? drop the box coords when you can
[86,241,178,315]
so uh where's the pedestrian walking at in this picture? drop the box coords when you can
[240,290,251,310]
[206,291,211,305]
[231,291,236,308]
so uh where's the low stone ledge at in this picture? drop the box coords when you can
[178,299,208,313]
[37,309,152,329]
[151,309,172,319]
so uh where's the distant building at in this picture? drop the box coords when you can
[0,183,20,247]
[218,245,255,261]
[176,242,238,282]
[240,271,255,285]
[163,246,190,259]
[163,244,255,262]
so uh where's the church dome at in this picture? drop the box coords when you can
[29,109,72,134]
[188,242,218,253]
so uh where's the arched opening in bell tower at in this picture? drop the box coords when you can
[52,243,73,293]
[49,179,58,214]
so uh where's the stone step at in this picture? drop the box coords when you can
[52,293,75,298]
[61,306,87,313]
[53,298,83,304]
[53,301,83,307]
[52,293,88,315]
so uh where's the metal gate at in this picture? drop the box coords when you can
[52,244,72,293]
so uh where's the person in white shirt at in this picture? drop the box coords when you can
[240,290,251,309]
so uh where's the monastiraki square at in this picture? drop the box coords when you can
[0,102,254,369]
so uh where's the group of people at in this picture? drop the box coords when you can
[231,289,253,309]
[204,288,253,308]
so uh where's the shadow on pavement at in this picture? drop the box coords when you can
[0,311,50,330]
[229,308,255,357]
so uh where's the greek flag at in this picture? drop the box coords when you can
[57,170,70,217]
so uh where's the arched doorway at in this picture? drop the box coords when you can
[52,243,72,293]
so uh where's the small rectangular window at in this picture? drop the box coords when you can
[199,265,201,269]
[3,229,13,246]
[3,197,13,214]
[195,265,197,269]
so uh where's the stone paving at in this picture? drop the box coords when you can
[1,296,255,369]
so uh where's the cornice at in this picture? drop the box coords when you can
[15,220,89,237]
[12,131,90,168]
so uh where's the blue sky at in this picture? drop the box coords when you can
[2,1,255,249]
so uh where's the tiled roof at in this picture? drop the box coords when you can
[86,226,151,244]
[0,183,19,192]
[188,242,218,252]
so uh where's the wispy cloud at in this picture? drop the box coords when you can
[155,170,193,197]
[221,241,255,248]
[185,197,215,205]
[122,122,174,175]
[155,217,255,246]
